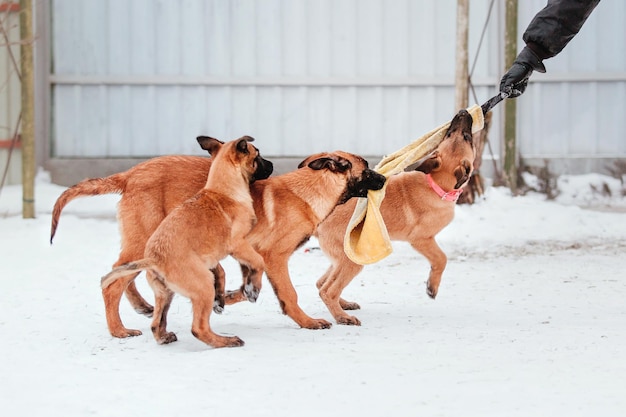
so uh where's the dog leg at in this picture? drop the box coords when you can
[102,272,143,338]
[316,269,361,311]
[318,261,364,326]
[264,255,332,329]
[224,264,252,305]
[190,295,244,348]
[224,289,248,305]
[410,238,447,299]
[186,266,244,348]
[103,252,154,338]
[230,241,264,303]
[124,280,154,317]
[146,274,177,344]
[212,264,226,314]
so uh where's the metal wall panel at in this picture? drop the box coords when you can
[1,7,22,185]
[48,0,625,175]
[50,0,500,161]
[517,0,626,166]
[1,8,20,141]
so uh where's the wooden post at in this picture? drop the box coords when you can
[20,0,35,218]
[455,0,469,111]
[503,0,518,193]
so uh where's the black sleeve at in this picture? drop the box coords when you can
[522,0,601,60]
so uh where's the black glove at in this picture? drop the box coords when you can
[500,46,546,98]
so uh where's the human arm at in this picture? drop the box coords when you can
[500,0,601,98]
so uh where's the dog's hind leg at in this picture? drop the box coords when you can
[318,261,364,326]
[124,280,154,317]
[184,264,244,348]
[146,273,177,344]
[410,238,447,299]
[316,268,360,311]
[115,250,154,316]
[102,272,144,338]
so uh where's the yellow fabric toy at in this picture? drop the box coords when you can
[343,104,485,265]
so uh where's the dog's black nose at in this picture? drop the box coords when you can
[254,157,274,181]
[447,109,474,137]
[365,169,386,191]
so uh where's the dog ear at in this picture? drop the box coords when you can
[196,136,224,156]
[454,159,472,189]
[239,135,255,142]
[297,154,318,169]
[236,138,250,154]
[414,151,442,174]
[306,156,352,172]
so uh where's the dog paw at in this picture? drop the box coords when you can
[426,287,438,299]
[303,319,333,330]
[243,283,260,303]
[213,301,224,314]
[111,328,142,338]
[224,336,245,348]
[134,305,154,318]
[158,332,178,345]
[224,289,247,305]
[336,315,361,326]
[340,300,361,311]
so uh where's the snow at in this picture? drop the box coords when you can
[1,170,625,417]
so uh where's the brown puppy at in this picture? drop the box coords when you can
[314,109,476,325]
[51,143,385,335]
[50,137,273,338]
[100,137,267,348]
[223,152,386,329]
[105,150,386,338]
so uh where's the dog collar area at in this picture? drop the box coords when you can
[426,174,463,203]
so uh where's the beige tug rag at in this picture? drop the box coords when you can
[344,104,485,265]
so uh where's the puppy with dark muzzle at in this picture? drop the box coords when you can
[51,136,273,339]
[222,151,386,330]
[314,109,476,325]
[101,137,269,348]
[52,139,384,336]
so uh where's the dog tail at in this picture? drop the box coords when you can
[50,173,128,244]
[100,259,155,289]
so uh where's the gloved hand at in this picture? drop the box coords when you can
[500,46,546,98]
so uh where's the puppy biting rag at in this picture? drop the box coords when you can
[343,104,485,265]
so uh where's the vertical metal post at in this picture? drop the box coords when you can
[455,0,469,111]
[503,0,518,193]
[20,0,35,218]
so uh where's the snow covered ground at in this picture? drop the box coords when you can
[1,170,625,417]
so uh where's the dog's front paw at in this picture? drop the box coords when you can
[339,299,361,311]
[302,318,333,330]
[243,283,260,303]
[336,315,361,326]
[157,332,178,345]
[213,301,224,314]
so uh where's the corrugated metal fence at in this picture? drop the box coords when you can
[0,3,21,185]
[39,0,626,184]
